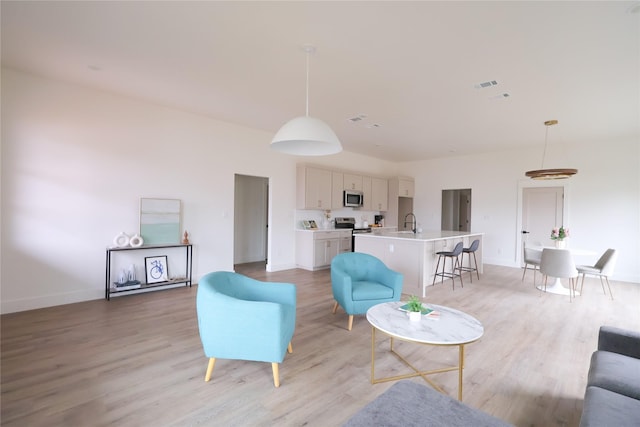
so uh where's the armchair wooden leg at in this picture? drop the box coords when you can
[604,277,614,300]
[348,315,354,331]
[204,357,216,382]
[288,342,293,353]
[332,301,339,314]
[272,362,280,387]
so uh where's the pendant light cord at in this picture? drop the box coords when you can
[541,125,549,169]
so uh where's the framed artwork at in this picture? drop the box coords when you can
[145,255,169,284]
[302,220,311,229]
[308,220,318,229]
[140,198,182,245]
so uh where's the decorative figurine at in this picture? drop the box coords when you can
[182,231,190,244]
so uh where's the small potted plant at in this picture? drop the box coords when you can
[406,295,423,322]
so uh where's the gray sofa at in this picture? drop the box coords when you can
[579,325,640,426]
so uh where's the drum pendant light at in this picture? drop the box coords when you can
[525,120,578,180]
[271,45,342,156]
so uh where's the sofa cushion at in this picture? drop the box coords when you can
[343,380,512,427]
[587,350,640,400]
[579,386,640,427]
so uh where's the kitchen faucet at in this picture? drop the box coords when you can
[403,213,417,233]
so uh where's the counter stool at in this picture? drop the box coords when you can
[460,239,480,282]
[432,241,464,289]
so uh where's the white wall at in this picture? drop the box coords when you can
[0,68,397,313]
[404,142,640,282]
[1,68,637,313]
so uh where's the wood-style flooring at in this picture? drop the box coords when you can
[1,263,639,426]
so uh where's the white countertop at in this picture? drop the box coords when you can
[356,230,484,242]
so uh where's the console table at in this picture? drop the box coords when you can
[105,243,193,300]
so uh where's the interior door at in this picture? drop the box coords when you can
[522,187,564,247]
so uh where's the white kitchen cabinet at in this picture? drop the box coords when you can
[343,173,363,191]
[297,166,332,210]
[331,171,344,209]
[361,176,372,210]
[398,178,415,198]
[296,230,352,271]
[371,177,388,211]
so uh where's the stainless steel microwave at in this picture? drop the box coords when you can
[344,190,363,207]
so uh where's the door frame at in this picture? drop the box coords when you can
[515,179,571,266]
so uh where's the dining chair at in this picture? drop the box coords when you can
[460,239,480,282]
[540,248,579,302]
[433,241,464,290]
[522,241,542,285]
[576,249,617,300]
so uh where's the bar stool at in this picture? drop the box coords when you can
[432,241,464,289]
[460,239,480,282]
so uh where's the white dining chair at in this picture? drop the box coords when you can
[576,249,617,300]
[540,248,579,302]
[522,241,542,285]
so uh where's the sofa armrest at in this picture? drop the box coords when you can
[598,326,640,359]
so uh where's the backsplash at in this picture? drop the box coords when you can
[295,209,381,230]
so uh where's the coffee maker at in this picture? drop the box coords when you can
[374,214,384,227]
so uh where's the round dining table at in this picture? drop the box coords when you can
[531,245,596,295]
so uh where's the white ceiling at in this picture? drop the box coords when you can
[2,1,639,162]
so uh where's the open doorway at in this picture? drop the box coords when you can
[442,189,471,231]
[234,174,269,268]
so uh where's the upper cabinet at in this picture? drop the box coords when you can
[297,166,332,209]
[331,171,344,209]
[397,177,415,198]
[371,177,389,211]
[297,164,392,211]
[343,173,363,191]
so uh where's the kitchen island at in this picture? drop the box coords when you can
[355,230,484,297]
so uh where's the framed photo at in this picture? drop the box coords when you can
[302,220,311,229]
[145,256,169,284]
[308,220,318,229]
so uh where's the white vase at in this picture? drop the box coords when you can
[409,311,421,322]
[129,233,144,247]
[113,231,130,248]
[555,239,566,249]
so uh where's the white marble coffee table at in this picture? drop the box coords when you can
[366,301,484,401]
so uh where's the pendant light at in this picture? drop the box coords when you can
[525,120,578,180]
[271,45,342,156]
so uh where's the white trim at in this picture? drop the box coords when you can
[515,179,571,267]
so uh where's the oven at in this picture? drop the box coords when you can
[335,217,371,251]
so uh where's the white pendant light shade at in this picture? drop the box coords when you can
[271,116,342,155]
[271,45,342,156]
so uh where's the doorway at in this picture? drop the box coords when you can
[441,189,471,231]
[517,181,569,265]
[234,174,269,266]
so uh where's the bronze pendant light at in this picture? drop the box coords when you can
[525,120,578,180]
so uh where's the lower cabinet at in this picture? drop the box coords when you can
[296,230,352,271]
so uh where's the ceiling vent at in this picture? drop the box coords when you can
[489,93,511,99]
[348,114,367,123]
[474,80,498,89]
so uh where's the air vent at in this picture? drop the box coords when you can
[488,93,511,100]
[474,80,498,89]
[348,114,367,123]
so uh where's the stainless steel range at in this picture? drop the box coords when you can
[334,217,371,251]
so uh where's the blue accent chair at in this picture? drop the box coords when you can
[196,271,296,387]
[331,252,403,331]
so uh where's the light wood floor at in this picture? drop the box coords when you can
[2,264,639,427]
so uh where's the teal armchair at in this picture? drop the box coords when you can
[331,252,403,331]
[196,271,296,387]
